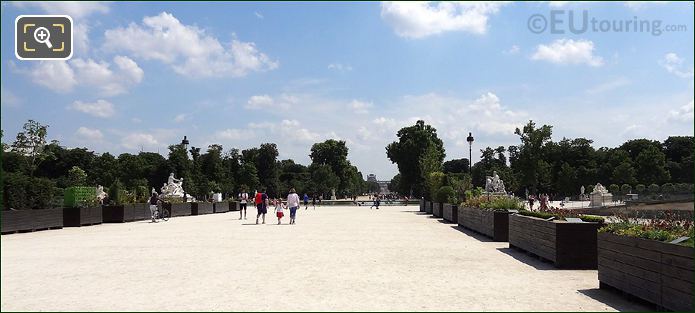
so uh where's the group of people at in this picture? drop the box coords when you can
[237,188,322,225]
[527,193,550,210]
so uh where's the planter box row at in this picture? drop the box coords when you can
[458,207,510,242]
[103,204,150,223]
[598,232,693,311]
[64,206,103,227]
[432,202,443,217]
[1,208,63,234]
[442,204,458,223]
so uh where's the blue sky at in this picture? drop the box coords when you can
[1,1,693,180]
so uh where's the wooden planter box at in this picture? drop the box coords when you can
[442,203,458,223]
[229,201,240,211]
[102,203,150,223]
[419,199,425,212]
[165,202,192,217]
[432,202,443,217]
[2,208,64,234]
[63,206,103,227]
[508,214,601,269]
[425,201,433,214]
[191,202,214,215]
[598,232,693,311]
[458,207,510,241]
[213,202,230,213]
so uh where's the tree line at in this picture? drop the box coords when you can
[2,120,377,209]
[386,120,694,200]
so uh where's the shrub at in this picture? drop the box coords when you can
[600,211,693,246]
[648,183,660,194]
[620,184,632,195]
[675,183,690,194]
[426,172,446,201]
[109,179,124,205]
[661,183,675,194]
[635,184,646,194]
[517,207,605,223]
[435,186,456,203]
[609,184,620,195]
[135,186,149,203]
[3,172,55,210]
[480,196,524,211]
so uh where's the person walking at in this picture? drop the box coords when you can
[255,188,268,224]
[303,193,309,210]
[238,188,249,220]
[311,195,316,210]
[149,192,162,223]
[287,188,300,225]
[274,198,285,225]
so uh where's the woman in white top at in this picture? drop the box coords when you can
[286,188,300,225]
[238,188,249,220]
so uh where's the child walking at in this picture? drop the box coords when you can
[274,198,286,225]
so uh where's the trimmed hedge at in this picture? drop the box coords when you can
[3,172,55,210]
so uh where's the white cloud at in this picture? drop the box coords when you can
[669,100,694,122]
[623,1,668,10]
[69,99,115,118]
[11,1,110,18]
[173,114,187,123]
[121,133,160,150]
[380,1,508,38]
[19,56,143,96]
[586,77,631,94]
[75,127,104,141]
[254,12,264,19]
[659,53,694,79]
[531,39,604,67]
[1,85,22,108]
[103,12,278,77]
[328,63,353,72]
[245,94,295,110]
[350,100,373,114]
[215,128,255,140]
[505,45,520,54]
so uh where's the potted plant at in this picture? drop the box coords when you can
[191,200,214,215]
[163,196,191,217]
[63,186,103,227]
[508,207,604,269]
[597,212,693,311]
[102,183,150,222]
[458,192,523,242]
[437,186,458,223]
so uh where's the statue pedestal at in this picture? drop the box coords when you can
[590,193,611,207]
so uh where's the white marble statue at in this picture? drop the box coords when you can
[591,183,609,195]
[161,172,186,197]
[485,171,506,193]
[96,185,107,203]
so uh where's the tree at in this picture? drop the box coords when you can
[386,120,445,198]
[634,145,670,185]
[556,162,577,197]
[67,166,87,187]
[620,184,632,195]
[611,162,637,186]
[167,144,192,195]
[426,172,446,201]
[509,120,553,194]
[443,158,469,174]
[308,164,339,196]
[11,120,50,177]
[237,162,261,193]
[389,174,402,195]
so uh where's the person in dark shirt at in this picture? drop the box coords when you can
[149,192,161,222]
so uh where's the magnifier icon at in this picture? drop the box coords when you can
[33,27,53,49]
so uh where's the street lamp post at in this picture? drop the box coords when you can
[181,136,189,150]
[466,132,474,174]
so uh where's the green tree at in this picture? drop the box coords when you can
[308,164,339,196]
[11,120,50,177]
[556,162,577,196]
[611,161,637,186]
[386,120,445,198]
[443,158,470,174]
[426,171,446,201]
[67,166,87,187]
[634,145,670,185]
[509,120,553,194]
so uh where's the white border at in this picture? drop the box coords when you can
[15,15,74,61]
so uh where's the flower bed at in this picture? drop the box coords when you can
[191,202,214,215]
[432,202,443,217]
[442,203,458,223]
[63,206,103,227]
[509,213,603,269]
[1,208,63,234]
[597,214,693,311]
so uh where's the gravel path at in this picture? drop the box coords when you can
[1,205,649,311]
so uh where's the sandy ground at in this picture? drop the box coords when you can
[1,205,649,311]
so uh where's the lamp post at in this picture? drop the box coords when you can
[181,136,189,150]
[466,132,474,174]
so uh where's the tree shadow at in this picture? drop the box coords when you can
[577,288,654,311]
[496,247,557,271]
[449,225,494,242]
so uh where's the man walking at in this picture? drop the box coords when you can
[255,188,268,224]
[238,188,249,220]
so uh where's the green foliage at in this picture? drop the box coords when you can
[386,120,445,198]
[479,196,524,211]
[443,158,470,174]
[308,164,339,195]
[517,208,604,223]
[11,120,50,177]
[608,184,620,195]
[67,166,87,187]
[661,183,675,194]
[620,184,632,195]
[3,172,56,209]
[435,186,456,203]
[648,183,660,194]
[425,171,446,201]
[635,184,646,194]
[108,179,124,205]
[600,213,693,246]
[64,186,96,208]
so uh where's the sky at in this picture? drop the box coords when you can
[1,1,693,181]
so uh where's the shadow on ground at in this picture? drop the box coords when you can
[449,225,495,243]
[577,288,654,311]
[496,247,557,271]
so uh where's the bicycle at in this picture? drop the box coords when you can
[154,203,170,222]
